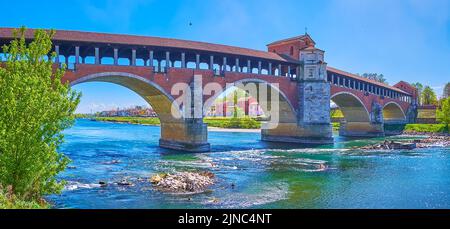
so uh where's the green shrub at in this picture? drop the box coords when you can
[332,122,340,130]
[404,124,449,133]
[94,116,262,129]
[0,28,79,202]
[94,117,160,125]
[437,98,450,124]
[204,117,260,129]
[0,185,48,209]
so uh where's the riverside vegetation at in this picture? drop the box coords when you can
[0,28,80,209]
[92,116,448,134]
[92,99,450,134]
[93,116,261,129]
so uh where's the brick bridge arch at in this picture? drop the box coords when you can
[331,91,371,123]
[70,71,183,123]
[383,101,406,123]
[330,89,408,137]
[330,91,407,123]
[202,78,298,124]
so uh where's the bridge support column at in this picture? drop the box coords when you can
[339,121,384,137]
[261,46,333,144]
[292,80,333,144]
[159,118,210,152]
[339,101,385,137]
[262,122,333,144]
[159,74,210,152]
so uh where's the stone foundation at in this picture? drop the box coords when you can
[339,122,384,137]
[159,139,210,152]
[261,122,333,144]
[159,120,210,152]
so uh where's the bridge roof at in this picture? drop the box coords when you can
[0,28,299,64]
[327,66,410,95]
[266,34,316,47]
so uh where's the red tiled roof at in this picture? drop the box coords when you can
[0,27,298,63]
[267,34,316,46]
[394,81,416,90]
[327,66,410,95]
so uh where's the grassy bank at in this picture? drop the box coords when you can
[94,116,161,125]
[332,122,340,131]
[335,122,448,134]
[0,186,48,209]
[91,117,448,133]
[204,117,261,129]
[403,124,449,133]
[91,116,261,129]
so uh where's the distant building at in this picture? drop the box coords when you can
[206,97,264,117]
[97,106,157,117]
[394,81,419,104]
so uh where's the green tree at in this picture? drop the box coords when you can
[359,73,388,84]
[411,82,424,105]
[437,97,450,125]
[421,86,438,105]
[233,90,238,118]
[443,82,450,99]
[0,28,80,201]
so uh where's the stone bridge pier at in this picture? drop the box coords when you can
[159,118,209,152]
[159,76,210,152]
[337,100,384,137]
[261,47,333,144]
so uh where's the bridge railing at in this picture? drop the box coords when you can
[327,71,412,103]
[49,42,304,81]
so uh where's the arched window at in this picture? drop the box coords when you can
[290,46,294,56]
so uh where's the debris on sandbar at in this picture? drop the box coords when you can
[354,136,450,150]
[150,171,215,194]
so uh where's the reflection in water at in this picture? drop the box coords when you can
[47,119,450,209]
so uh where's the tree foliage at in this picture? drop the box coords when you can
[359,73,388,84]
[444,82,450,99]
[233,90,238,118]
[437,97,450,125]
[421,86,438,105]
[411,82,424,105]
[0,27,80,201]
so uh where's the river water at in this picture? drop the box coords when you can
[47,119,450,209]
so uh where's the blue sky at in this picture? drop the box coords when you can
[2,0,449,113]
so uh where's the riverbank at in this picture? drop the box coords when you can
[334,122,449,135]
[354,135,450,150]
[93,116,161,125]
[90,116,261,129]
[87,117,448,135]
[208,126,260,133]
[0,185,48,209]
[402,124,449,135]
